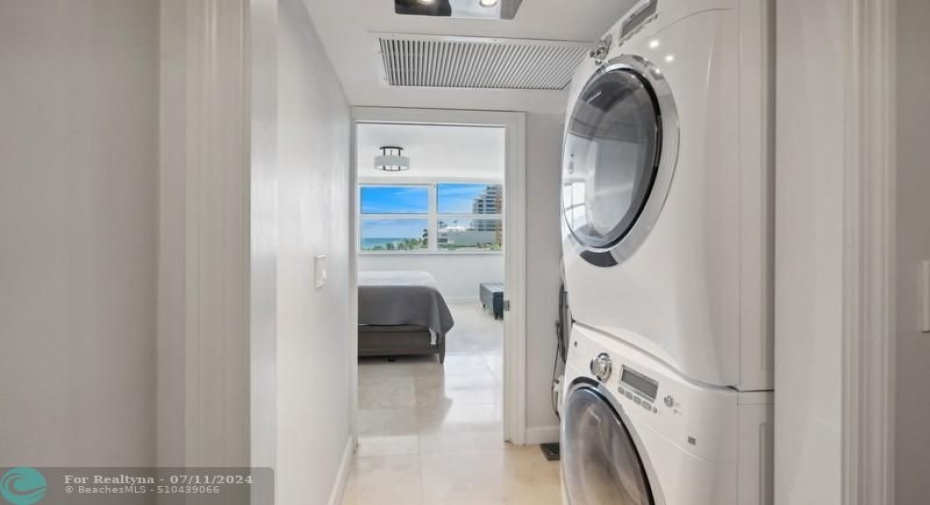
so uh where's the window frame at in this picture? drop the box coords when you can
[358,179,504,255]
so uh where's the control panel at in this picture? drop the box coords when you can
[588,350,665,415]
[568,323,764,465]
[615,364,661,415]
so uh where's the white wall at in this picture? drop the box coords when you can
[277,0,354,504]
[157,0,187,469]
[895,1,930,502]
[523,112,564,441]
[0,0,158,466]
[357,123,505,180]
[773,1,846,503]
[359,254,503,302]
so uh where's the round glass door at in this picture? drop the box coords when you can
[562,65,662,252]
[562,386,655,505]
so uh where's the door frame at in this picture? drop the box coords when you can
[842,0,896,503]
[349,107,528,444]
[778,0,898,502]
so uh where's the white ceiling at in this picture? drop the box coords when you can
[302,0,638,114]
[357,123,505,179]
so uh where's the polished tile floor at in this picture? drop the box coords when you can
[343,301,562,505]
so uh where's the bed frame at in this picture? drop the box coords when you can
[357,324,446,363]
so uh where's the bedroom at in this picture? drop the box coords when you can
[351,120,517,463]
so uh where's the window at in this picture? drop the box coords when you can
[436,183,502,251]
[359,182,503,253]
[359,185,429,251]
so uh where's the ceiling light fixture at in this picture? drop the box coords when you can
[418,0,436,4]
[479,0,499,7]
[374,146,410,172]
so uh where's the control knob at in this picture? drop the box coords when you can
[589,353,613,382]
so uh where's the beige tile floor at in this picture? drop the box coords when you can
[343,301,562,505]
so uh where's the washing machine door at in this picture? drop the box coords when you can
[562,383,657,505]
[562,55,678,267]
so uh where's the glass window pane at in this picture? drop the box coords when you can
[360,219,428,251]
[438,219,502,251]
[437,183,503,214]
[562,68,660,249]
[360,186,429,214]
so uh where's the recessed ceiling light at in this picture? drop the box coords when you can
[479,0,499,7]
[649,39,660,49]
[418,0,435,3]
[664,54,675,63]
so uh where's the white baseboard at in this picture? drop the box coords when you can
[525,425,560,445]
[327,436,355,505]
[445,296,480,304]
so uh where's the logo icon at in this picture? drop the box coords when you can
[0,468,47,505]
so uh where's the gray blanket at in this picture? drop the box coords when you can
[358,271,455,335]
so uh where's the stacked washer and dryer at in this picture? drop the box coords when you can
[558,1,774,504]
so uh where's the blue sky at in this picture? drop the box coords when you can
[360,186,429,214]
[437,183,497,214]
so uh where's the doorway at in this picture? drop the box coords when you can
[349,108,528,452]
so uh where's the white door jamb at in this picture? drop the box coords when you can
[843,0,896,503]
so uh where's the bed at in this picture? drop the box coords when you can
[357,270,455,363]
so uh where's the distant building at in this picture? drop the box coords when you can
[437,228,496,248]
[472,185,502,235]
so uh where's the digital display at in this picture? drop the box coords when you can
[620,367,658,401]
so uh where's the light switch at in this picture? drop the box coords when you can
[315,254,327,289]
[921,260,930,333]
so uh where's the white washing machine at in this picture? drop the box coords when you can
[560,323,772,505]
[560,0,774,391]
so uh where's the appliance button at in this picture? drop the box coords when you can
[617,387,626,395]
[663,395,675,407]
[652,406,658,414]
[633,396,642,405]
[643,402,652,411]
[625,391,633,400]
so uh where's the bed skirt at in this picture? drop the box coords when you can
[357,324,446,363]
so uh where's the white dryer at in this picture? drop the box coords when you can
[560,0,774,390]
[560,323,772,505]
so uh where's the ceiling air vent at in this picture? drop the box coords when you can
[376,34,592,90]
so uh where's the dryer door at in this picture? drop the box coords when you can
[562,55,677,267]
[562,384,656,505]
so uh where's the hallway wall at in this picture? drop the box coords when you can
[276,0,354,503]
[895,0,930,502]
[0,0,158,466]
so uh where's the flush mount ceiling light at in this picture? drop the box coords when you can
[374,146,410,172]
[479,0,499,7]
